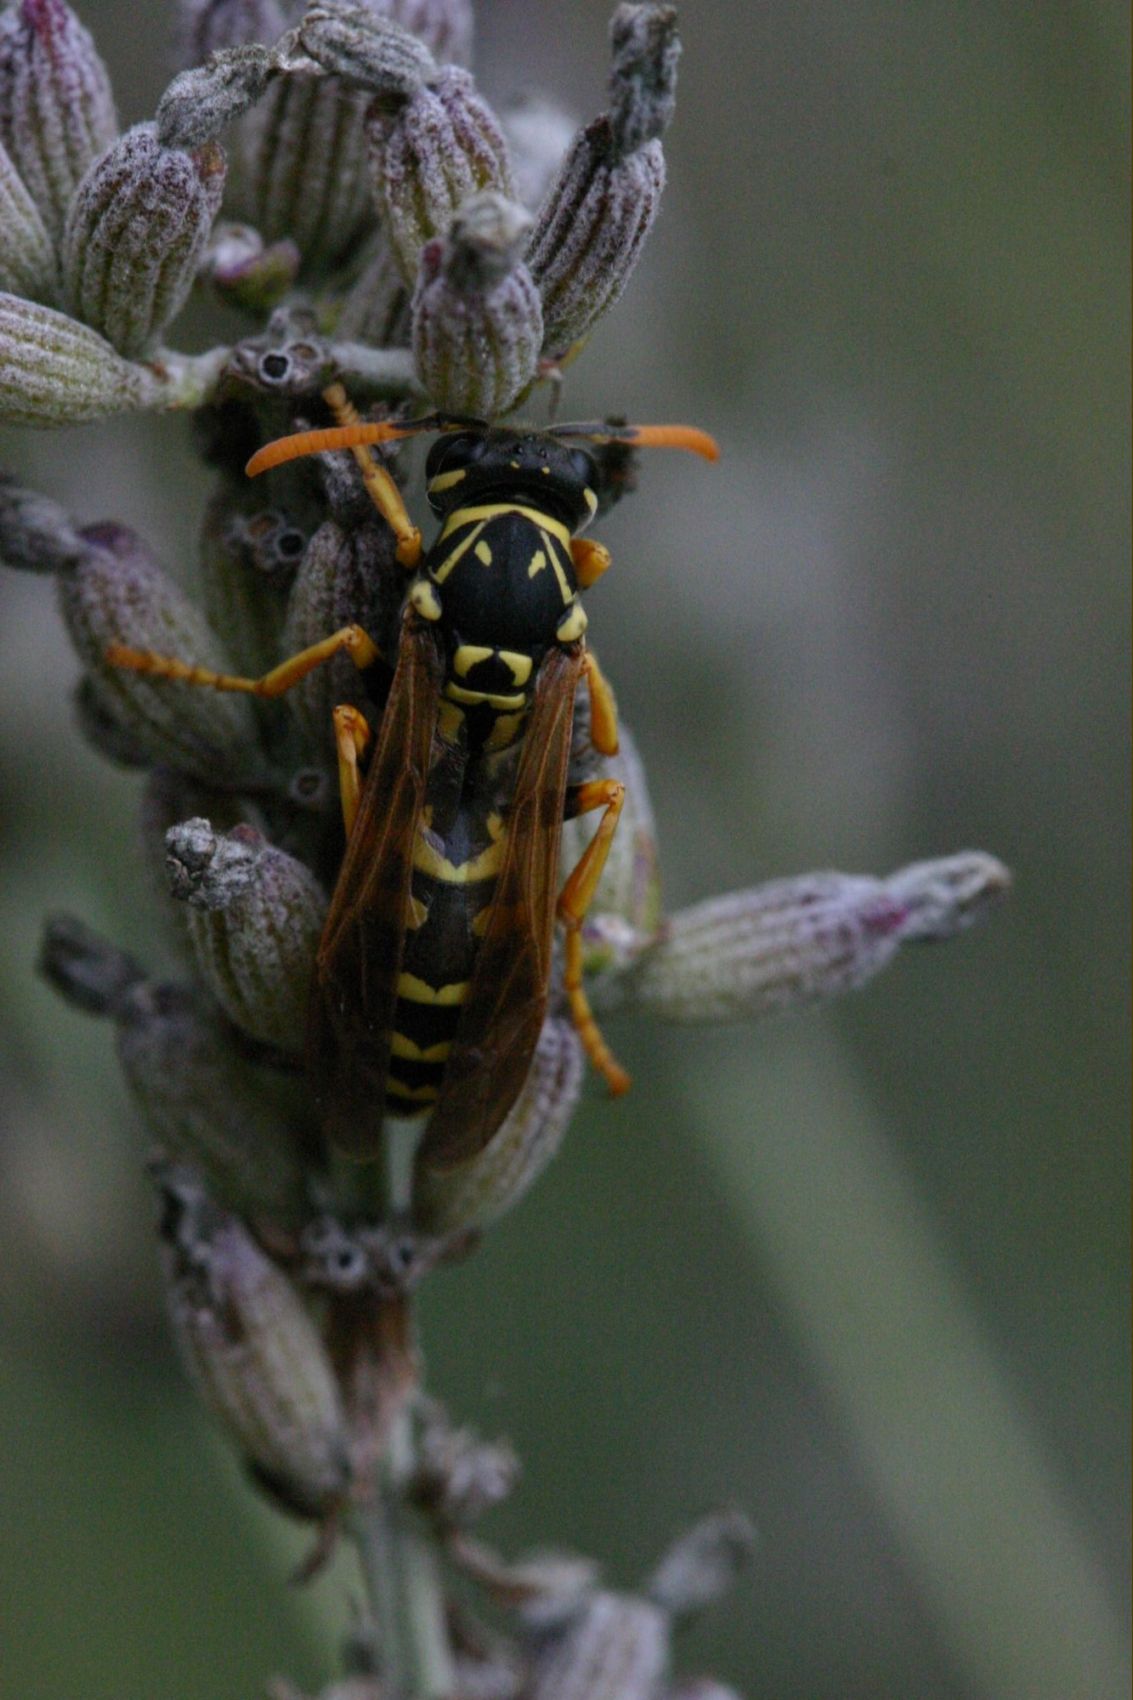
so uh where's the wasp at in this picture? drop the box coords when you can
[109,386,717,1166]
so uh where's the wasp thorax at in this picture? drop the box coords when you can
[425,429,598,532]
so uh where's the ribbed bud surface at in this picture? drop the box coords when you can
[368,66,515,283]
[414,1019,583,1232]
[156,45,275,150]
[412,193,542,416]
[336,238,410,346]
[116,982,310,1224]
[166,818,327,1055]
[529,1593,668,1700]
[62,125,226,358]
[57,520,263,783]
[377,0,473,66]
[0,0,118,244]
[631,855,1012,1023]
[298,4,436,92]
[0,139,56,300]
[526,117,664,357]
[158,1168,351,1514]
[607,3,680,155]
[0,292,158,424]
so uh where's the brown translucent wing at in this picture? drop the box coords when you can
[308,615,443,1158]
[417,643,585,1170]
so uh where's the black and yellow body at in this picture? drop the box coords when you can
[107,393,716,1166]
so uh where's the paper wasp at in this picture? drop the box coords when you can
[109,386,716,1166]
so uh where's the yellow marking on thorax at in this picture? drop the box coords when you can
[528,547,547,578]
[436,698,466,744]
[444,680,526,711]
[432,518,489,585]
[538,527,574,602]
[438,502,572,552]
[426,467,467,495]
[484,708,527,749]
[389,1033,452,1064]
[396,973,470,1005]
[412,814,506,883]
[453,644,494,677]
[474,539,493,565]
[499,650,533,685]
[555,600,588,643]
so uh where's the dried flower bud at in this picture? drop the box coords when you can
[199,221,300,314]
[336,238,411,346]
[166,818,327,1055]
[176,0,288,65]
[628,854,1012,1024]
[120,982,311,1223]
[412,1404,520,1526]
[38,911,145,1015]
[56,520,264,784]
[297,4,435,93]
[157,1165,350,1514]
[502,95,577,214]
[62,125,226,358]
[0,292,159,424]
[411,193,542,416]
[527,1593,668,1700]
[0,139,56,301]
[526,115,664,358]
[197,487,302,682]
[644,1510,757,1623]
[281,513,401,761]
[155,44,276,150]
[0,472,85,571]
[367,66,514,284]
[413,1019,583,1233]
[607,3,680,155]
[0,0,118,245]
[226,306,335,397]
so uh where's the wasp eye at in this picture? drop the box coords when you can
[425,431,485,482]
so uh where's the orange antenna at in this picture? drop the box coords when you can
[550,422,720,462]
[245,419,432,480]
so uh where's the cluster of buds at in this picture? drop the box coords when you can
[0,2,1010,1696]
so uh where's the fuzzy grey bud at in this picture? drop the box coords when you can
[38,912,145,1016]
[528,1593,668,1700]
[644,1510,757,1623]
[62,125,226,358]
[0,0,118,244]
[166,819,327,1055]
[526,115,664,358]
[176,0,288,65]
[198,220,300,314]
[629,855,1012,1024]
[156,45,275,150]
[0,292,160,424]
[413,1019,583,1233]
[57,520,264,784]
[0,472,85,571]
[157,1165,350,1514]
[367,66,515,284]
[0,139,56,301]
[297,4,435,93]
[412,1405,520,1527]
[411,193,542,417]
[607,4,680,154]
[453,1541,599,1633]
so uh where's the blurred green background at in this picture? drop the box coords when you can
[0,2,1128,1696]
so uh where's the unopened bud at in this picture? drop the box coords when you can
[0,0,118,244]
[336,239,411,346]
[412,192,541,416]
[0,140,57,301]
[526,115,664,358]
[38,912,144,1016]
[0,473,85,572]
[528,1593,668,1700]
[413,1019,583,1233]
[57,520,264,784]
[378,0,472,66]
[62,125,226,358]
[297,4,435,93]
[166,819,327,1055]
[607,4,680,155]
[155,45,275,150]
[197,487,302,681]
[412,1404,520,1526]
[0,292,159,424]
[176,0,288,65]
[367,66,514,284]
[454,1540,598,1633]
[644,1510,756,1623]
[199,221,300,314]
[157,1166,350,1514]
[629,854,1011,1024]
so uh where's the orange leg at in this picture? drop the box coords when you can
[106,623,381,698]
[570,535,611,588]
[333,704,373,838]
[322,383,422,570]
[559,777,630,1095]
[581,648,619,756]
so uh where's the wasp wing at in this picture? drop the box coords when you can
[308,614,443,1158]
[417,642,585,1170]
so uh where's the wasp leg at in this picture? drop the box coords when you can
[107,623,381,697]
[323,382,422,570]
[332,703,373,838]
[570,535,611,588]
[559,776,630,1095]
[581,648,619,756]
